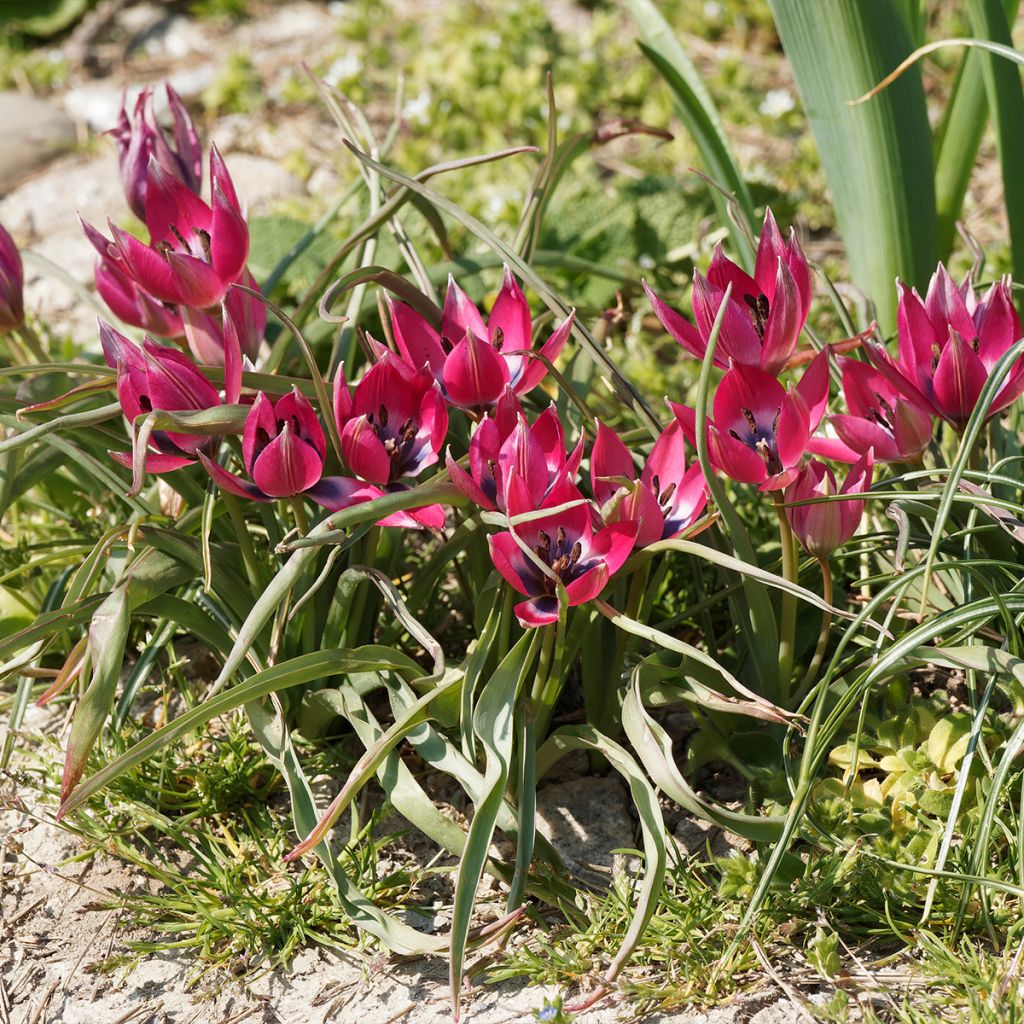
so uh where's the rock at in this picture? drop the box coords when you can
[220,152,304,211]
[0,92,78,194]
[60,63,218,132]
[536,775,633,874]
[0,150,123,346]
[674,813,753,860]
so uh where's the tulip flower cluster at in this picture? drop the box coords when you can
[83,84,265,368]
[32,81,1024,631]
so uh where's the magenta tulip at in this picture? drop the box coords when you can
[100,321,226,473]
[447,396,583,513]
[0,223,25,334]
[814,358,932,464]
[109,83,203,221]
[591,420,707,547]
[199,389,326,500]
[867,265,1024,426]
[674,347,829,491]
[388,267,574,409]
[308,354,449,529]
[83,146,248,310]
[646,209,812,377]
[785,452,873,557]
[487,475,637,627]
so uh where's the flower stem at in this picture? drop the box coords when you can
[290,496,310,536]
[531,625,559,741]
[222,491,262,590]
[774,496,798,703]
[792,557,832,705]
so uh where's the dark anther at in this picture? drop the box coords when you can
[492,327,504,351]
[971,336,980,354]
[744,292,770,340]
[556,526,566,546]
[170,224,190,250]
[570,541,582,563]
[537,530,551,555]
[740,407,758,435]
[156,240,174,258]
[194,227,212,263]
[659,481,677,507]
[378,405,389,428]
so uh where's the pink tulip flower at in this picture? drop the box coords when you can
[83,146,248,310]
[446,393,583,513]
[199,389,327,501]
[591,420,707,547]
[488,475,637,627]
[674,347,830,491]
[387,267,574,410]
[784,452,873,557]
[100,321,228,474]
[812,358,932,464]
[646,209,812,377]
[109,83,203,222]
[866,264,1024,427]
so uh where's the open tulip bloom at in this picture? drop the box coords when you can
[309,352,449,529]
[866,264,1024,427]
[488,475,637,627]
[784,452,873,558]
[387,266,574,410]
[646,209,812,377]
[83,146,249,311]
[673,346,829,491]
[591,420,707,547]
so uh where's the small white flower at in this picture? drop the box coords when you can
[639,254,656,270]
[323,53,363,86]
[404,90,432,126]
[759,89,795,118]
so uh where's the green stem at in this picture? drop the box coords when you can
[290,496,310,536]
[531,625,559,740]
[602,564,650,734]
[792,558,833,705]
[222,491,262,590]
[774,496,798,703]
[14,322,48,363]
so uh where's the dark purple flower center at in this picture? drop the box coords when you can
[729,406,783,475]
[367,403,421,481]
[532,525,585,594]
[158,223,211,264]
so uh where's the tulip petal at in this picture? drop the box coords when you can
[443,330,510,408]
[591,421,636,505]
[488,531,540,597]
[197,450,270,501]
[933,329,988,423]
[489,266,532,350]
[795,346,830,432]
[643,281,711,364]
[693,271,762,367]
[210,181,249,284]
[513,310,574,394]
[513,596,560,628]
[388,297,446,378]
[759,257,800,375]
[341,414,392,485]
[251,424,323,497]
[442,276,487,344]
